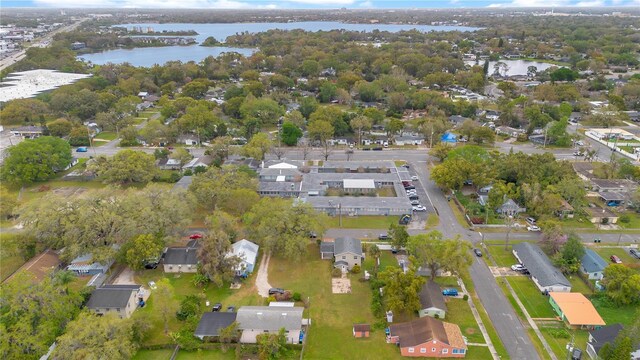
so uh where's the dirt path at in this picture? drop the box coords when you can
[111,267,136,285]
[255,253,272,297]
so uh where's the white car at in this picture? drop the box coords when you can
[412,205,427,212]
[410,200,420,206]
[576,140,584,146]
[527,225,541,232]
[148,281,157,290]
[411,175,419,181]
[511,264,526,272]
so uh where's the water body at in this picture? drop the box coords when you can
[466,60,557,76]
[79,21,480,67]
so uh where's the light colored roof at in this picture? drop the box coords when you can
[268,162,298,169]
[442,321,467,349]
[549,292,605,326]
[343,179,375,189]
[231,239,259,267]
[236,306,303,331]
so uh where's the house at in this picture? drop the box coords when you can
[418,280,447,319]
[395,135,425,146]
[581,249,608,280]
[236,306,304,344]
[555,199,575,219]
[586,324,624,359]
[86,284,142,319]
[194,312,238,340]
[172,175,193,191]
[353,324,370,338]
[182,156,213,171]
[513,243,571,293]
[590,179,638,193]
[585,206,619,225]
[66,253,113,276]
[448,115,470,127]
[573,162,596,181]
[387,316,467,357]
[229,239,259,277]
[495,126,525,138]
[178,134,199,146]
[496,198,526,216]
[548,292,605,330]
[320,237,364,271]
[156,158,182,170]
[163,244,198,273]
[598,191,624,207]
[441,132,457,144]
[10,126,44,139]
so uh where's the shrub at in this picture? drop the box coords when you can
[619,215,630,224]
[351,264,361,274]
[462,294,469,301]
[292,292,302,302]
[470,217,485,224]
[183,169,193,176]
[546,328,570,339]
[266,295,277,304]
[176,295,202,321]
[275,291,292,301]
[332,267,342,277]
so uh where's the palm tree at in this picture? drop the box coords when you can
[367,244,381,273]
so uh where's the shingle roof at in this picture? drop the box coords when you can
[86,285,140,309]
[236,306,303,331]
[419,281,447,312]
[513,243,570,288]
[194,312,237,337]
[231,239,259,267]
[164,247,198,265]
[353,324,370,332]
[581,249,608,274]
[334,237,363,256]
[320,242,334,254]
[389,317,464,349]
[549,292,605,326]
[590,324,623,347]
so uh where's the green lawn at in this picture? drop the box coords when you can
[132,349,174,360]
[94,131,117,141]
[0,233,26,282]
[558,216,595,229]
[325,215,400,229]
[618,212,640,229]
[445,298,484,343]
[139,111,159,118]
[592,247,639,272]
[484,244,518,267]
[539,327,589,360]
[568,276,593,295]
[506,277,556,319]
[590,295,639,326]
[425,213,439,229]
[269,244,404,360]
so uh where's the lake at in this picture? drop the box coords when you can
[79,21,480,67]
[465,60,557,76]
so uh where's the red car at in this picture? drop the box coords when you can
[189,233,203,240]
[610,255,622,264]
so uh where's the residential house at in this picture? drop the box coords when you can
[353,324,370,338]
[585,206,619,225]
[549,292,605,330]
[66,252,113,276]
[320,237,364,271]
[495,126,525,138]
[229,239,259,277]
[394,135,425,146]
[86,284,142,319]
[581,249,608,280]
[236,306,304,344]
[387,316,467,357]
[10,125,44,139]
[163,244,199,273]
[555,199,575,219]
[590,179,638,193]
[441,132,457,144]
[448,115,470,127]
[418,280,448,319]
[586,324,624,359]
[512,243,571,293]
[177,134,199,146]
[156,158,182,170]
[194,312,238,340]
[496,198,526,216]
[182,156,213,171]
[573,162,596,182]
[598,191,624,207]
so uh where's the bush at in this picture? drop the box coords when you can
[619,215,631,224]
[332,267,342,277]
[275,291,292,301]
[292,292,302,302]
[462,294,469,301]
[183,169,193,176]
[176,295,202,321]
[351,264,361,274]
[546,328,570,339]
[266,295,277,304]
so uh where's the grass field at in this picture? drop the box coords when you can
[618,212,640,229]
[269,244,405,360]
[325,215,400,229]
[464,346,493,360]
[506,277,556,319]
[132,349,174,360]
[0,233,26,282]
[592,247,640,273]
[425,213,439,229]
[568,276,593,295]
[94,131,117,141]
[590,295,640,326]
[539,327,589,360]
[445,298,484,343]
[484,244,518,267]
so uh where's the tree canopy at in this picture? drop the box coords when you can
[1,136,72,185]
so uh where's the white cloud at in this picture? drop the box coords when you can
[34,0,278,8]
[575,0,604,5]
[359,0,374,7]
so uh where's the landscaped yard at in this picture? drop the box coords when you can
[425,213,439,229]
[325,215,400,229]
[445,298,484,343]
[618,211,640,229]
[539,326,589,360]
[506,277,556,319]
[568,276,593,295]
[94,131,117,141]
[269,244,404,360]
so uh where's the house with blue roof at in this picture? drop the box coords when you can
[441,132,457,144]
[581,249,608,280]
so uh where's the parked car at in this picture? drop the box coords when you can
[226,306,236,312]
[144,262,158,269]
[76,147,88,152]
[610,255,622,264]
[189,233,203,240]
[378,233,389,240]
[391,246,399,254]
[412,205,427,212]
[409,195,419,201]
[525,217,536,225]
[630,249,640,259]
[511,264,526,272]
[576,140,584,146]
[404,185,416,190]
[473,249,482,257]
[399,214,412,225]
[269,288,285,295]
[401,163,410,168]
[527,225,541,232]
[411,176,419,181]
[309,232,317,239]
[212,303,222,312]
[571,348,582,360]
[442,288,459,297]
[410,200,420,206]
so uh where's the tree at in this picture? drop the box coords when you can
[550,68,579,82]
[603,264,640,305]
[299,97,318,119]
[219,321,240,352]
[308,120,334,161]
[280,122,303,146]
[350,115,372,149]
[240,97,284,131]
[379,266,425,314]
[95,111,131,135]
[90,150,156,184]
[1,136,72,185]
[244,198,326,260]
[121,234,163,270]
[46,118,73,137]
[242,133,273,161]
[52,312,148,360]
[181,79,209,99]
[189,165,257,211]
[471,126,496,145]
[0,98,49,125]
[429,143,452,162]
[318,81,337,103]
[0,185,17,220]
[539,220,567,255]
[171,148,193,169]
[257,328,287,360]
[431,146,493,190]
[407,231,472,280]
[388,223,409,250]
[367,244,382,273]
[197,230,241,287]
[609,335,633,360]
[556,233,584,274]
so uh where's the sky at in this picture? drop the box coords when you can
[2,0,640,8]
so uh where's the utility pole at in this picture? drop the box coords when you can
[86,125,97,157]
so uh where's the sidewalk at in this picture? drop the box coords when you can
[457,278,500,360]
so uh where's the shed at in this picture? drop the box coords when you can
[353,324,370,338]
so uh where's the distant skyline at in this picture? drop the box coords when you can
[3,0,640,9]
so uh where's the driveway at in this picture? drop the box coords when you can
[255,253,273,298]
[112,267,136,285]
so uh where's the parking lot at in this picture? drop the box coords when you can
[396,162,434,226]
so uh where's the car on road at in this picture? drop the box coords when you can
[212,303,222,312]
[189,233,203,240]
[401,163,410,168]
[473,249,482,257]
[576,140,584,146]
[511,264,526,272]
[630,249,640,259]
[410,200,420,206]
[378,233,389,240]
[442,288,459,297]
[404,185,416,190]
[527,225,541,232]
[411,175,419,181]
[525,217,536,225]
[412,205,427,212]
[269,288,285,295]
[610,255,622,264]
[76,147,88,152]
[399,214,412,225]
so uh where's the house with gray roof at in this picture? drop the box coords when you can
[236,306,304,344]
[513,242,571,293]
[163,243,199,273]
[418,280,447,319]
[320,237,364,270]
[66,252,114,276]
[496,198,526,215]
[194,312,238,339]
[581,249,608,280]
[86,284,142,319]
